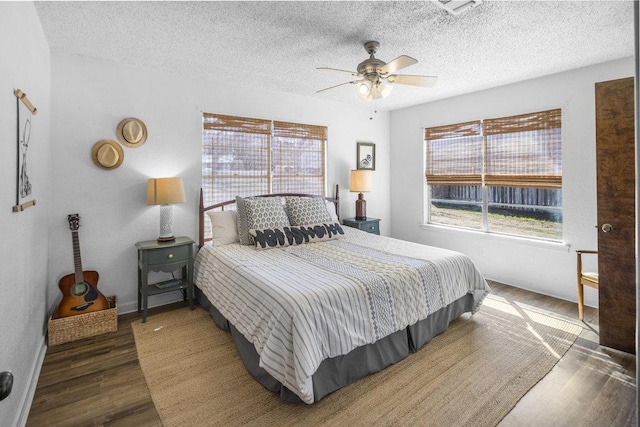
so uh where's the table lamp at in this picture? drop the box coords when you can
[350,170,372,220]
[147,177,186,242]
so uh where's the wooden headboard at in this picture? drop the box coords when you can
[199,185,340,247]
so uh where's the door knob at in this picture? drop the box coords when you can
[602,223,613,233]
[0,371,13,401]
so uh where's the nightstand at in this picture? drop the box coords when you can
[136,236,195,322]
[342,217,381,235]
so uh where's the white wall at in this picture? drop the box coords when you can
[0,3,51,426]
[48,53,391,315]
[390,57,635,307]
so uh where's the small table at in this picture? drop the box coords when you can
[136,236,195,322]
[342,217,381,235]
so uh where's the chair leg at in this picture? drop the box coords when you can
[577,282,585,321]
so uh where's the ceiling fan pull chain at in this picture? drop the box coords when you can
[369,101,378,120]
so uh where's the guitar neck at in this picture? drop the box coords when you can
[72,230,84,284]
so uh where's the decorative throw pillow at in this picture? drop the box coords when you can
[249,222,345,250]
[236,196,252,246]
[286,197,332,226]
[244,197,291,244]
[206,210,238,246]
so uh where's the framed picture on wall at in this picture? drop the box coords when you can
[357,142,375,170]
[13,89,37,212]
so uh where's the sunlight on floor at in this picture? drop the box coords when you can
[483,292,636,390]
[482,294,583,359]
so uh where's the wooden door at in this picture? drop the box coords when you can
[595,77,636,354]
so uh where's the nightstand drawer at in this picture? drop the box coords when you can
[342,217,381,235]
[360,221,379,234]
[146,244,190,265]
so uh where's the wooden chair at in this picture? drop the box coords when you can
[576,250,598,321]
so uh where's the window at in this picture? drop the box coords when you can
[202,113,327,208]
[425,109,562,241]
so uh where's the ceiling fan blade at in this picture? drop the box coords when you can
[386,74,438,87]
[378,55,418,75]
[316,80,360,93]
[317,67,360,77]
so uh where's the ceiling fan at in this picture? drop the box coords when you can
[317,41,438,101]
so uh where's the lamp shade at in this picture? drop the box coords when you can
[350,170,373,192]
[147,177,186,205]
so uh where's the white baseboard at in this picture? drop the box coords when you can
[117,292,187,315]
[13,337,47,427]
[485,276,597,309]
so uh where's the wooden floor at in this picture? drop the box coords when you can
[27,281,637,426]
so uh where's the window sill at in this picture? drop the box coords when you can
[418,223,570,252]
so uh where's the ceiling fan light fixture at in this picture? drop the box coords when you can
[317,41,437,101]
[362,80,392,101]
[357,79,373,100]
[377,82,393,98]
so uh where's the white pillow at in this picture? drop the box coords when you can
[206,210,239,246]
[326,200,339,221]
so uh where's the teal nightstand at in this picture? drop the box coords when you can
[136,236,194,322]
[342,217,380,235]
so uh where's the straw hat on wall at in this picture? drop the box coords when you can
[116,117,147,148]
[91,139,124,170]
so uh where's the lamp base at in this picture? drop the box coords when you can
[158,204,175,243]
[355,193,367,221]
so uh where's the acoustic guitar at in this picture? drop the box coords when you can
[53,214,109,318]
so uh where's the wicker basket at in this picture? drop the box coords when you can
[48,296,118,346]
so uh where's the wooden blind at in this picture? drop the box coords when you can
[273,121,327,140]
[202,113,270,207]
[202,113,327,207]
[425,120,483,185]
[424,109,561,189]
[483,109,561,135]
[272,121,326,194]
[203,112,271,134]
[484,109,562,188]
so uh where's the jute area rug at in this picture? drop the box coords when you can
[131,296,582,427]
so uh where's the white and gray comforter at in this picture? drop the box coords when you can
[194,228,490,404]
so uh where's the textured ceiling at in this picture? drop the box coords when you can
[35,1,635,111]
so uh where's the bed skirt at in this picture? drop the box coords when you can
[196,286,474,403]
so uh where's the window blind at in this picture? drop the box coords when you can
[202,113,271,207]
[484,109,562,188]
[424,109,561,189]
[203,113,271,134]
[425,120,483,185]
[202,113,327,208]
[272,121,326,195]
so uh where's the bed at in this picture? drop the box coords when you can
[194,188,490,404]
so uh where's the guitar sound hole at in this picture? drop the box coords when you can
[72,282,88,296]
